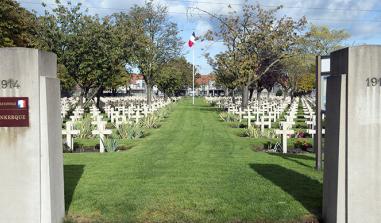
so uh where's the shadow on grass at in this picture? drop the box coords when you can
[64,165,85,213]
[250,164,322,219]
[198,106,219,113]
[268,152,315,161]
[261,153,315,169]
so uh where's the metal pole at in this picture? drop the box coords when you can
[192,46,195,105]
[315,55,322,171]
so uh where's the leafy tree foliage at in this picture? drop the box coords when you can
[305,24,350,55]
[207,52,238,92]
[127,1,183,105]
[278,25,350,98]
[0,0,38,47]
[201,4,306,108]
[37,1,128,107]
[156,57,193,97]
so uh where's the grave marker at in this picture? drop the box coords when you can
[275,124,294,153]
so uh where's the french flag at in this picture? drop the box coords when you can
[17,99,27,109]
[188,32,197,48]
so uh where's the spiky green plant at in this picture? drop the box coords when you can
[142,114,160,128]
[219,112,239,122]
[244,126,260,138]
[118,122,144,139]
[262,128,276,139]
[101,137,119,152]
[157,107,170,121]
[75,114,94,139]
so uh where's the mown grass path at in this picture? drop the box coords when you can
[64,98,322,223]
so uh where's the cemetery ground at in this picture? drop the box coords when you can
[64,98,322,223]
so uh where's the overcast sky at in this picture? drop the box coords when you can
[18,0,381,74]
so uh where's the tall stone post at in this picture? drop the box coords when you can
[323,45,381,223]
[0,48,65,223]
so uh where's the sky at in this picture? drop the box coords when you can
[18,0,381,74]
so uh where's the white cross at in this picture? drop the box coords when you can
[91,115,104,128]
[243,111,256,127]
[283,116,295,127]
[131,109,143,123]
[92,122,112,153]
[90,110,101,120]
[235,108,246,122]
[62,121,80,151]
[115,115,127,129]
[275,124,295,154]
[255,116,271,132]
[142,105,150,117]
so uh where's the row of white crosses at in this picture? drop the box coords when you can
[70,107,84,122]
[214,96,292,132]
[210,96,298,153]
[245,99,290,131]
[61,97,79,119]
[61,96,175,153]
[105,102,167,128]
[301,97,326,140]
[208,95,327,154]
[273,98,301,153]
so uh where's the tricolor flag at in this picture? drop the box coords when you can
[17,99,27,109]
[188,32,197,48]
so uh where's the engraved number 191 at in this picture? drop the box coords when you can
[366,78,381,87]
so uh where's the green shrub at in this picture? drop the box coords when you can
[118,122,144,139]
[262,129,276,139]
[244,126,260,138]
[157,108,170,121]
[276,89,283,96]
[142,114,160,129]
[219,112,239,122]
[102,137,119,152]
[244,126,276,139]
[75,114,94,139]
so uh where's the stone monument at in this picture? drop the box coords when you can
[0,48,65,223]
[323,45,381,223]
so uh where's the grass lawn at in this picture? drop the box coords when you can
[64,98,322,223]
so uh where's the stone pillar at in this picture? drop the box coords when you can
[323,45,381,223]
[0,48,65,223]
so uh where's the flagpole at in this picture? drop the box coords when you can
[192,45,195,105]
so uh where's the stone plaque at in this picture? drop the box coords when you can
[0,97,29,127]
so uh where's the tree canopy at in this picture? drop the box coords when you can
[203,4,306,107]
[127,1,183,104]
[2,0,352,104]
[156,57,193,97]
[0,0,38,47]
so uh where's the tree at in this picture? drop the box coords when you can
[37,1,128,107]
[305,24,350,55]
[0,0,38,47]
[255,65,281,99]
[156,57,193,98]
[207,52,239,101]
[278,54,314,99]
[127,1,183,105]
[200,4,306,108]
[277,25,349,99]
[297,72,315,94]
